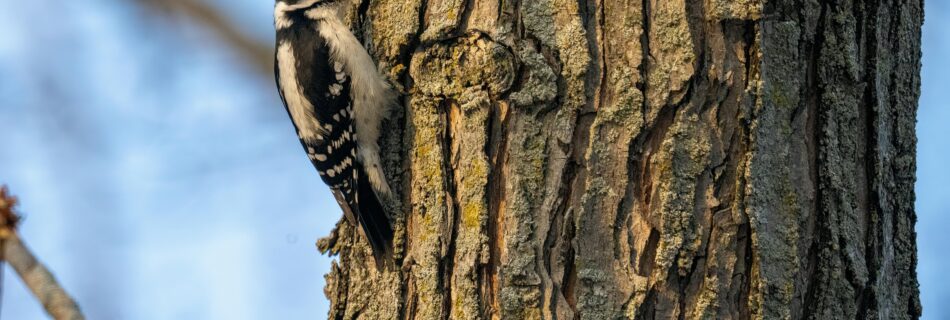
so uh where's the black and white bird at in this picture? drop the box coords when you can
[273,0,395,266]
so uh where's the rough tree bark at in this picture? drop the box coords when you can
[316,0,923,319]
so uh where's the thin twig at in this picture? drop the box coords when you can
[1,187,85,320]
[133,0,273,76]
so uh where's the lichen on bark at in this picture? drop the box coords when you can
[318,0,923,319]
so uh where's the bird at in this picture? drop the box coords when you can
[273,0,395,267]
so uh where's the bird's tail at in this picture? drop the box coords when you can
[355,166,393,269]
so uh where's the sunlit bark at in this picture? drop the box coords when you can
[318,0,923,319]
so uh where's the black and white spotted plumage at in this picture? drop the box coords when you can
[274,0,394,266]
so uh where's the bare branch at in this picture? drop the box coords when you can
[134,0,273,76]
[1,187,85,320]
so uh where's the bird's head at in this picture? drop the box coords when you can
[275,0,338,14]
[275,0,337,7]
[275,0,341,29]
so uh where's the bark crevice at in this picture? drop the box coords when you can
[321,1,922,319]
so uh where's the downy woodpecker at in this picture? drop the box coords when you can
[274,0,395,266]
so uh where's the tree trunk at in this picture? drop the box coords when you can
[316,0,923,319]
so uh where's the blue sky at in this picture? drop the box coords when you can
[0,1,331,319]
[0,0,946,319]
[915,1,950,319]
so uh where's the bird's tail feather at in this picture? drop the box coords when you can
[355,167,393,269]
